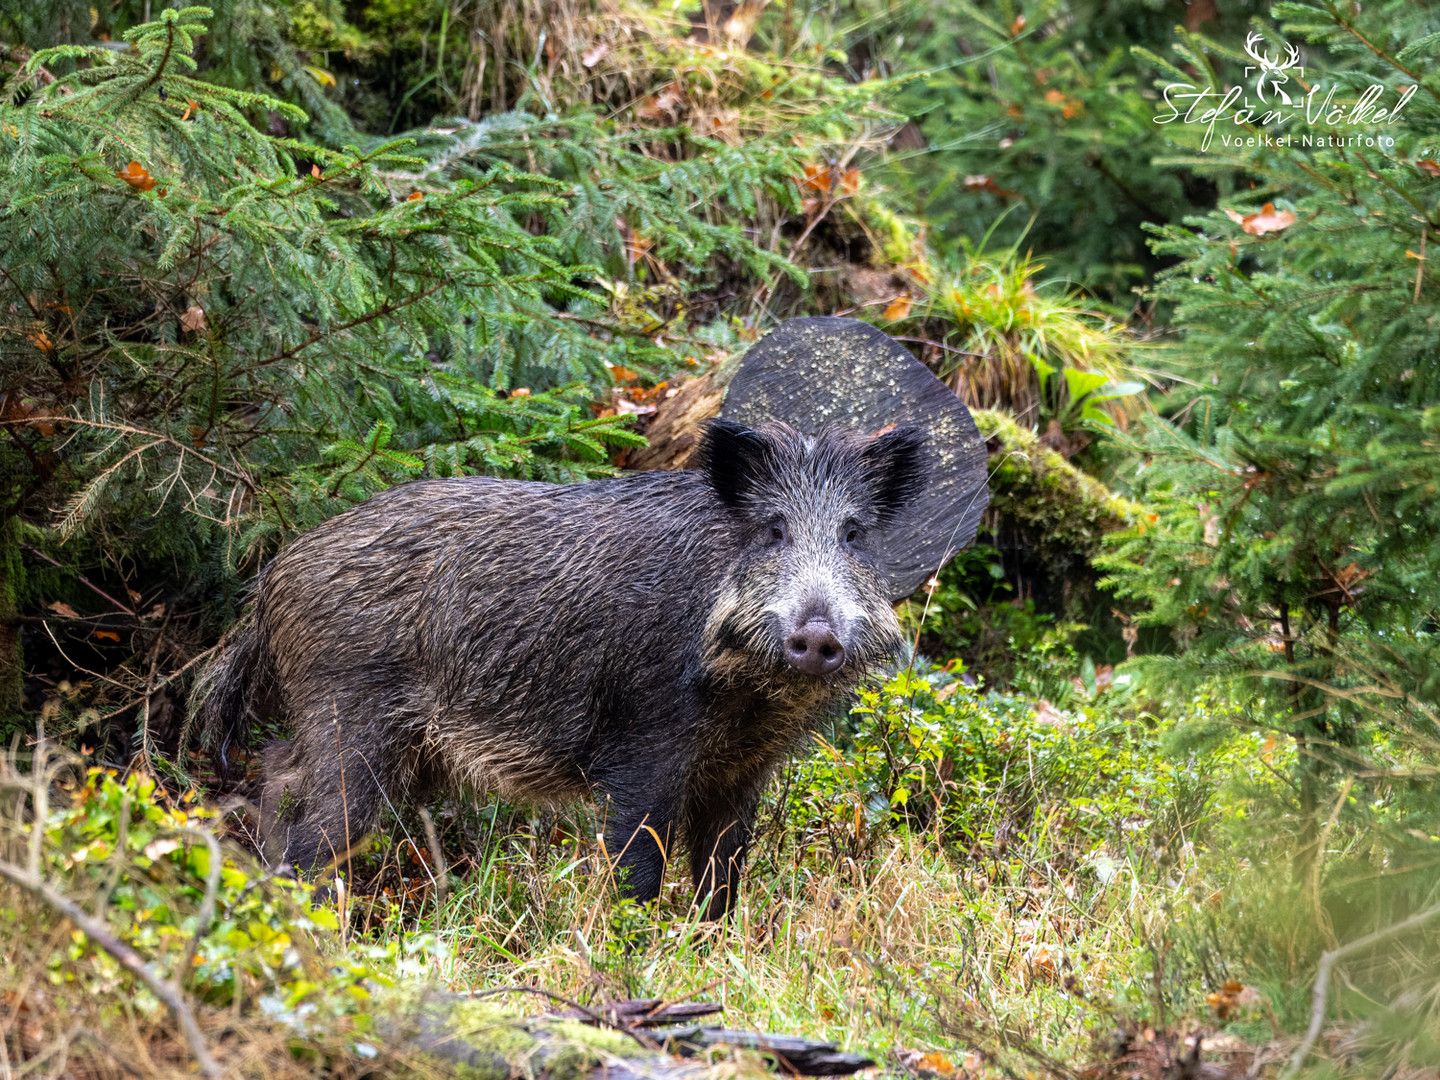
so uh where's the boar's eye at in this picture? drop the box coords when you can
[843,521,862,546]
[768,519,789,545]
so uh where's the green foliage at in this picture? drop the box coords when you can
[1091,0,1440,1060]
[873,242,1141,429]
[863,0,1269,300]
[23,768,392,1013]
[785,666,1196,864]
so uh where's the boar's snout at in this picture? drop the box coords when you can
[784,617,845,676]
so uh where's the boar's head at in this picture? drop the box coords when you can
[696,419,927,687]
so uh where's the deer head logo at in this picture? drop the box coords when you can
[1244,32,1303,106]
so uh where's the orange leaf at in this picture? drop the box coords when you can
[1044,89,1065,104]
[117,160,156,192]
[311,163,322,178]
[180,98,200,122]
[511,387,531,398]
[94,630,120,642]
[883,294,912,321]
[1009,13,1026,34]
[840,167,862,195]
[797,163,833,192]
[1418,159,1440,177]
[407,190,424,201]
[1225,202,1296,236]
[917,1053,955,1076]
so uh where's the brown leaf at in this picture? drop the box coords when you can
[117,160,156,192]
[1225,202,1296,236]
[1009,13,1026,34]
[637,84,684,120]
[180,305,207,332]
[47,602,81,619]
[581,42,608,68]
[311,163,322,178]
[94,630,120,642]
[407,190,424,201]
[1034,699,1064,726]
[1418,159,1440,177]
[180,98,199,122]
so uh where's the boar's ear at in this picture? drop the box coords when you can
[698,418,773,508]
[862,425,928,527]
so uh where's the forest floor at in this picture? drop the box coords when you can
[2,666,1309,1080]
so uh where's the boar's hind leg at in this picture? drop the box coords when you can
[685,775,767,920]
[263,703,423,873]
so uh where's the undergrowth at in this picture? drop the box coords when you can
[2,661,1296,1079]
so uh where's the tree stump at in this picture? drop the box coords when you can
[631,317,989,600]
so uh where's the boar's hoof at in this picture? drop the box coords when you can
[784,619,845,676]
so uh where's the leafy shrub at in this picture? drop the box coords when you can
[779,666,1207,873]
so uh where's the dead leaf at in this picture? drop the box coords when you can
[962,174,1017,198]
[1418,159,1440,177]
[311,163,322,178]
[1224,202,1296,236]
[180,98,199,122]
[94,630,119,642]
[1009,13,1026,34]
[407,190,424,201]
[581,42,608,68]
[511,387,530,398]
[1034,699,1064,726]
[47,602,81,619]
[117,160,156,192]
[797,163,858,195]
[637,84,684,120]
[883,294,913,320]
[143,838,181,860]
[180,305,206,332]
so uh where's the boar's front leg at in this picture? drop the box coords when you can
[600,783,680,906]
[685,771,768,919]
[593,741,690,904]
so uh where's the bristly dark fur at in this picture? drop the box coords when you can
[198,420,927,917]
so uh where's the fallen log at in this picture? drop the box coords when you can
[375,989,876,1080]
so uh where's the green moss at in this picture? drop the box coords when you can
[376,989,660,1080]
[971,408,1138,566]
